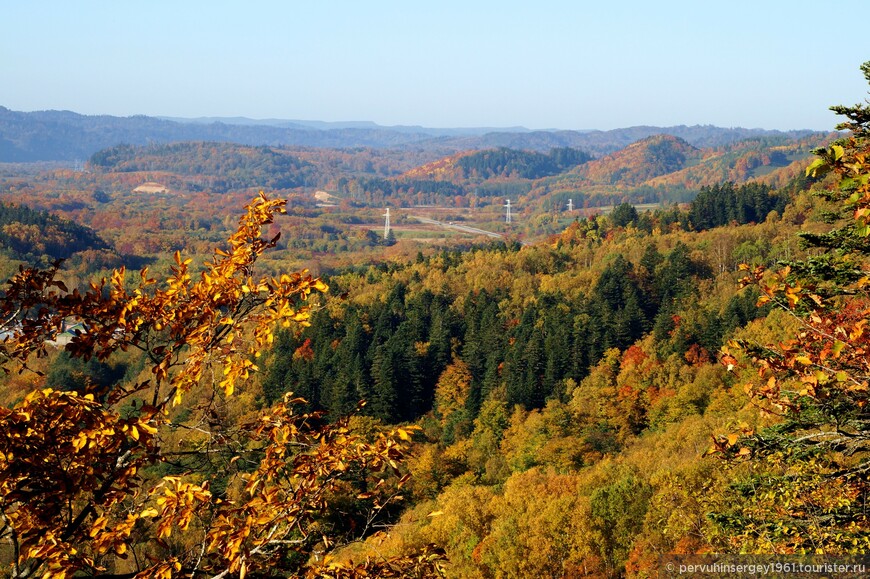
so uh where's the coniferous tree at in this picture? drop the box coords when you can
[713,62,870,553]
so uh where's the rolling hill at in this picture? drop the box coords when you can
[403,147,592,182]
[563,134,701,187]
[0,201,110,260]
[74,130,831,212]
[0,106,824,162]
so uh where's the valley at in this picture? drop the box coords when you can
[0,97,865,577]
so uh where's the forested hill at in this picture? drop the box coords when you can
[336,133,824,209]
[404,147,593,181]
[75,131,824,210]
[0,105,822,162]
[0,107,433,162]
[89,142,317,193]
[435,125,820,156]
[0,201,109,260]
[259,180,796,423]
[566,134,701,187]
[245,173,834,575]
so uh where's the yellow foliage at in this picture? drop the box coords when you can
[0,194,440,578]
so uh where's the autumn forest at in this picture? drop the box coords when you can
[1,63,870,578]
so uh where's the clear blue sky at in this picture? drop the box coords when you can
[2,0,868,131]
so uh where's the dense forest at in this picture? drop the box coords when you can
[89,142,318,193]
[261,238,764,424]
[1,63,870,578]
[687,182,790,230]
[0,201,109,261]
[410,147,594,181]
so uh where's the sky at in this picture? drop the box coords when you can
[2,1,868,131]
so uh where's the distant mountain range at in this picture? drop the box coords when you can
[0,106,823,162]
[158,116,532,136]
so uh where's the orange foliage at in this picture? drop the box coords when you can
[0,194,444,578]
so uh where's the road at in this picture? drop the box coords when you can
[409,215,501,238]
[408,215,532,246]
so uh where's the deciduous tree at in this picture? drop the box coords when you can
[0,194,444,578]
[712,62,870,554]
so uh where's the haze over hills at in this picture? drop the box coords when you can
[68,128,832,217]
[0,106,822,163]
[4,0,870,572]
[158,116,532,136]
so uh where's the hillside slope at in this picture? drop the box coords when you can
[0,201,109,260]
[566,134,701,187]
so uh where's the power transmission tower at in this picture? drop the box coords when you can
[504,199,512,224]
[383,208,391,239]
[567,198,574,212]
